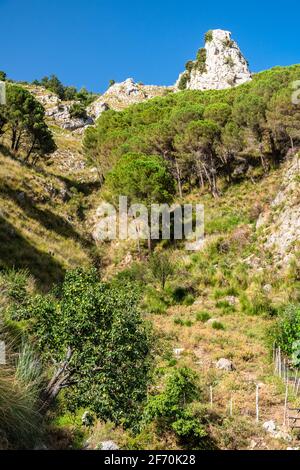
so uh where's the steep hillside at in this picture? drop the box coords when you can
[0,125,101,289]
[1,63,300,451]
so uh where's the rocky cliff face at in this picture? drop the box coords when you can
[176,29,251,91]
[23,84,93,132]
[88,78,172,119]
[257,152,300,265]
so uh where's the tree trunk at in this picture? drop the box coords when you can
[25,137,36,162]
[174,158,183,198]
[40,347,72,412]
[11,127,17,150]
[148,235,152,253]
[14,131,23,152]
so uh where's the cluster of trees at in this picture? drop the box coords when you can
[0,84,56,163]
[32,75,97,107]
[13,268,152,428]
[84,65,300,199]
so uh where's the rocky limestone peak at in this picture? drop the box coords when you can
[176,29,252,91]
[88,78,173,119]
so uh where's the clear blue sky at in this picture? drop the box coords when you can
[1,0,299,93]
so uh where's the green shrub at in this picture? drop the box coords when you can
[178,72,190,90]
[171,286,195,305]
[145,368,208,447]
[272,304,300,360]
[215,300,236,313]
[240,292,277,316]
[196,311,211,322]
[183,294,195,306]
[211,321,225,331]
[69,102,88,120]
[224,56,235,68]
[0,268,30,304]
[149,252,174,290]
[205,30,213,43]
[17,268,152,428]
[195,48,207,73]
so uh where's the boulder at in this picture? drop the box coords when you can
[263,420,277,435]
[99,441,119,451]
[216,358,235,371]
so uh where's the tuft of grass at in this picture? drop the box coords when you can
[196,311,211,323]
[211,321,225,331]
[0,343,44,449]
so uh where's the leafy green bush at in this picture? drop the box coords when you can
[171,286,194,305]
[145,368,208,446]
[272,304,300,358]
[69,102,88,120]
[15,268,152,428]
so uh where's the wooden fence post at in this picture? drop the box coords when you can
[256,385,259,423]
[284,383,288,427]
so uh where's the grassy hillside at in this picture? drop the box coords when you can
[0,126,100,290]
[1,67,300,450]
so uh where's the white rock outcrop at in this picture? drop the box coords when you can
[23,85,94,132]
[216,358,235,371]
[88,78,172,119]
[257,152,300,265]
[176,29,251,91]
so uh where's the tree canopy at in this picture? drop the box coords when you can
[1,84,56,163]
[17,268,152,427]
[84,65,300,198]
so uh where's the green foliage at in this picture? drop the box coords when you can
[178,72,190,91]
[2,84,56,163]
[39,75,65,99]
[205,30,213,43]
[109,79,116,88]
[0,343,44,449]
[171,286,193,304]
[34,75,97,105]
[69,102,88,120]
[196,311,211,322]
[211,321,225,331]
[145,368,207,445]
[224,56,235,68]
[16,268,152,428]
[0,71,7,81]
[272,305,300,360]
[106,153,176,207]
[195,48,207,73]
[203,102,231,127]
[149,252,174,289]
[84,65,300,198]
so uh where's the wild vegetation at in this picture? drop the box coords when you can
[32,75,98,107]
[0,84,56,164]
[84,65,300,199]
[1,64,300,450]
